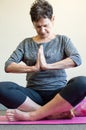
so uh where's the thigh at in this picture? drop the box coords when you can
[0,81,26,108]
[36,88,62,105]
[21,87,44,105]
[0,81,44,108]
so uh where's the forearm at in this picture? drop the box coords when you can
[46,58,76,70]
[5,62,38,73]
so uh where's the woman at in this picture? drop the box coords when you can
[0,0,86,121]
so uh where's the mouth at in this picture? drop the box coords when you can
[40,33,47,37]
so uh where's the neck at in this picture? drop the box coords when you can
[33,34,56,44]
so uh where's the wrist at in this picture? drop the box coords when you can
[45,64,52,70]
[40,63,50,70]
[31,66,40,72]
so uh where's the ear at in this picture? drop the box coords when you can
[51,16,55,22]
[51,16,55,26]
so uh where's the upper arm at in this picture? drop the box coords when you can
[63,36,82,66]
[5,41,24,70]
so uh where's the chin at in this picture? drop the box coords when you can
[40,34,48,39]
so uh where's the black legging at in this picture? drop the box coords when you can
[0,76,86,109]
[60,76,86,106]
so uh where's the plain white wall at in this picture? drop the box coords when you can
[0,0,86,86]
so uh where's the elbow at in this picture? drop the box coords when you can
[79,61,82,66]
[5,62,15,73]
[75,61,82,67]
[77,58,82,66]
[5,66,12,73]
[5,67,11,73]
[71,56,82,67]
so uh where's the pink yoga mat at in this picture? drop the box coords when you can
[0,116,86,124]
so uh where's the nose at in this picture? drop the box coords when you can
[40,27,45,33]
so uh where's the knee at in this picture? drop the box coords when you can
[0,82,10,94]
[69,76,86,84]
[0,81,17,95]
[68,76,86,90]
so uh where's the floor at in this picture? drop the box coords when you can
[0,124,86,130]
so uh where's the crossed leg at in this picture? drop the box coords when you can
[6,76,86,121]
[6,94,73,121]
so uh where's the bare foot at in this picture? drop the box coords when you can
[0,115,8,122]
[6,109,75,121]
[72,99,86,117]
[6,109,31,121]
[47,110,75,120]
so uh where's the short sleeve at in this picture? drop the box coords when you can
[63,36,82,66]
[5,41,24,69]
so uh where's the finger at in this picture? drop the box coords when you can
[39,45,43,53]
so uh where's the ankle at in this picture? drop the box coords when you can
[29,111,38,121]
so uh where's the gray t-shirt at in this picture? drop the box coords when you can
[5,35,82,90]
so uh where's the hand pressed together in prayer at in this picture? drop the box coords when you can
[33,45,48,72]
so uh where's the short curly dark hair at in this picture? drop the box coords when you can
[30,0,53,22]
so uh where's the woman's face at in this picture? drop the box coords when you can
[33,17,54,39]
